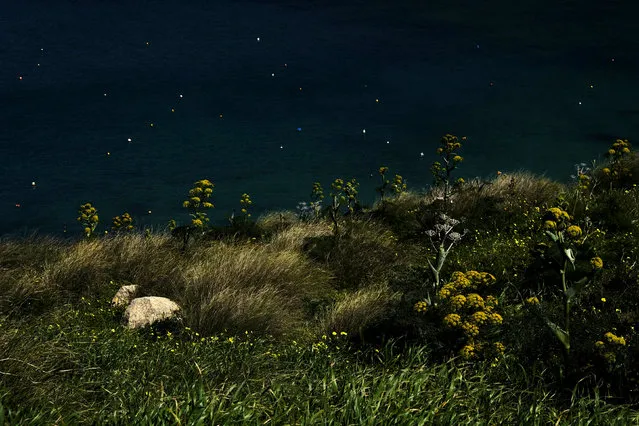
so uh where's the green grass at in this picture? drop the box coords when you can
[3,161,639,423]
[1,299,637,424]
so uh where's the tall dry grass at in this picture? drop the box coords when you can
[316,282,401,339]
[175,242,333,337]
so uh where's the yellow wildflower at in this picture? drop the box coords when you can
[466,293,485,309]
[547,207,563,221]
[443,313,462,328]
[525,296,540,305]
[544,220,557,230]
[450,295,467,310]
[471,311,489,325]
[485,295,499,308]
[590,257,603,269]
[413,301,429,313]
[461,321,480,337]
[488,313,503,325]
[460,344,475,359]
[566,225,582,238]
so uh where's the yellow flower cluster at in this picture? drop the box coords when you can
[312,182,324,200]
[112,212,133,232]
[182,179,215,228]
[77,202,99,237]
[606,139,632,159]
[413,300,429,313]
[437,270,504,358]
[525,296,540,305]
[443,313,462,328]
[590,256,604,269]
[471,311,489,325]
[183,179,215,210]
[436,134,463,155]
[543,207,571,231]
[391,174,407,194]
[565,225,583,239]
[450,294,467,310]
[595,332,627,364]
[604,331,626,346]
[460,344,475,359]
[240,193,253,217]
[466,293,485,310]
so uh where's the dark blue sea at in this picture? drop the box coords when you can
[2,0,638,237]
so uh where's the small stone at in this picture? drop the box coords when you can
[111,284,139,307]
[123,296,181,329]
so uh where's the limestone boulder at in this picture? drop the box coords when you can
[123,296,181,329]
[111,284,139,307]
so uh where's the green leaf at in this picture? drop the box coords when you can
[545,231,559,242]
[545,319,570,352]
[565,287,576,301]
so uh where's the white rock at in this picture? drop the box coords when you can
[111,284,139,307]
[123,296,181,329]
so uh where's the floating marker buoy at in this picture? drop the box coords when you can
[127,138,132,142]
[362,129,366,134]
[296,127,302,131]
[150,123,154,127]
[257,37,260,42]
[31,181,36,187]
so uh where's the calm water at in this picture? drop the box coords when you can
[2,0,638,237]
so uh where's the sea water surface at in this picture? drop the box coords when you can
[1,0,638,237]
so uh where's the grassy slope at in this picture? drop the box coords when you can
[2,169,639,423]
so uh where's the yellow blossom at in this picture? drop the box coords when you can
[590,257,603,269]
[466,293,485,309]
[471,311,489,325]
[461,321,480,337]
[443,313,462,328]
[413,301,429,313]
[450,295,467,310]
[525,296,540,305]
[488,313,503,325]
[460,344,476,359]
[566,225,582,238]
